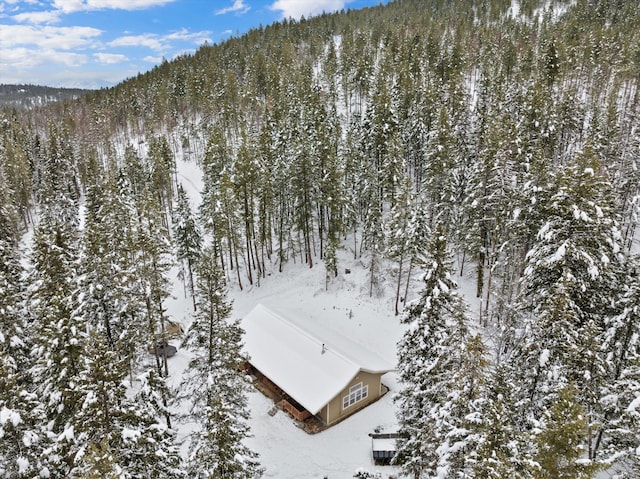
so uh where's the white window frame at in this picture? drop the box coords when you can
[342,382,368,409]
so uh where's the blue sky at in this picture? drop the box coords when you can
[0,0,388,89]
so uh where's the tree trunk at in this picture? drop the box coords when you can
[404,256,414,306]
[395,252,404,316]
[187,257,196,312]
[369,253,376,297]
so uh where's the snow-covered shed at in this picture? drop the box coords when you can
[369,432,400,465]
[242,304,394,426]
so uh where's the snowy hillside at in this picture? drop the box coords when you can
[0,84,89,109]
[164,154,409,478]
[162,149,636,478]
[2,1,639,477]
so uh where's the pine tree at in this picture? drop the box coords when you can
[0,165,21,245]
[200,127,243,287]
[0,236,43,477]
[342,119,367,260]
[148,135,176,215]
[27,208,84,476]
[510,148,625,463]
[38,123,80,214]
[431,332,487,478]
[362,73,402,205]
[135,188,177,428]
[173,183,202,311]
[532,386,602,479]
[400,199,431,306]
[474,364,532,479]
[600,255,640,471]
[180,246,261,478]
[313,88,342,263]
[81,171,146,378]
[386,178,413,315]
[288,78,320,269]
[233,133,261,284]
[75,166,184,477]
[395,224,483,478]
[324,233,339,290]
[78,439,123,479]
[122,145,147,200]
[0,121,33,230]
[362,184,384,297]
[69,327,185,479]
[422,105,456,226]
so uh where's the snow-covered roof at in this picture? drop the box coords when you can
[372,437,397,452]
[241,304,394,415]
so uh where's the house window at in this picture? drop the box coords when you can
[343,382,368,409]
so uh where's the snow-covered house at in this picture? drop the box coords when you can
[242,304,394,426]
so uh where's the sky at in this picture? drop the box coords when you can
[0,0,388,89]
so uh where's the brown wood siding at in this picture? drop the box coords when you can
[319,404,329,424]
[280,399,312,421]
[324,370,382,425]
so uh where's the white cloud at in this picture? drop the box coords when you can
[0,47,87,70]
[215,0,249,15]
[166,28,212,45]
[94,52,128,63]
[51,0,84,13]
[0,0,36,12]
[52,0,176,13]
[47,67,138,88]
[143,55,163,63]
[0,24,102,49]
[11,10,61,24]
[109,33,165,51]
[108,29,211,51]
[0,64,133,88]
[270,0,346,19]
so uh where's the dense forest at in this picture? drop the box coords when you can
[1,0,639,477]
[0,84,90,110]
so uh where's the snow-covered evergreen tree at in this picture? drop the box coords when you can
[27,206,84,476]
[199,127,243,285]
[173,183,202,311]
[180,246,262,478]
[400,199,431,305]
[362,185,384,297]
[324,234,339,290]
[395,224,485,478]
[135,187,176,424]
[531,385,603,479]
[72,171,185,477]
[0,234,43,477]
[386,177,413,315]
[509,149,626,465]
[68,327,185,479]
[81,170,147,378]
[600,254,640,473]
[431,332,487,478]
[474,364,532,479]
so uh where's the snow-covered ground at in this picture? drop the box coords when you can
[164,154,411,478]
[166,238,408,478]
[114,142,640,478]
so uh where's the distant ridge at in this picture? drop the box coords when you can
[0,84,91,110]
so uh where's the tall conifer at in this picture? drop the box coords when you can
[180,246,262,478]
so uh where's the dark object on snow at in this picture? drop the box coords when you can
[369,432,401,465]
[150,341,177,358]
